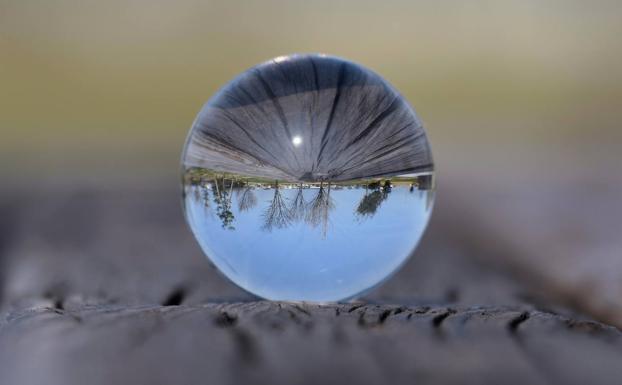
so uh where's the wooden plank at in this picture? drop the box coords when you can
[1,185,621,384]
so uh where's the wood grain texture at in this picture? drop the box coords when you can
[2,302,622,385]
[183,55,433,182]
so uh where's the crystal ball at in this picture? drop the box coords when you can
[181,54,435,302]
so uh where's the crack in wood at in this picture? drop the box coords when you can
[508,311,530,333]
[214,311,238,328]
[161,287,187,307]
[432,308,456,328]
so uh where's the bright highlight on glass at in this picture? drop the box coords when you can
[181,54,435,302]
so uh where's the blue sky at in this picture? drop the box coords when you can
[185,185,433,301]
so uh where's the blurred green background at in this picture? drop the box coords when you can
[1,0,621,187]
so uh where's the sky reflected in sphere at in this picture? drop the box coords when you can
[184,178,434,301]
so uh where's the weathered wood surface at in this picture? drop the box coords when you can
[1,183,621,385]
[2,302,622,385]
[442,169,622,329]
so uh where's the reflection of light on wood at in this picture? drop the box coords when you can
[292,136,302,147]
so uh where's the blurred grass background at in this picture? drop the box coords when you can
[1,0,621,187]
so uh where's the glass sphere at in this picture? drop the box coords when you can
[181,54,435,302]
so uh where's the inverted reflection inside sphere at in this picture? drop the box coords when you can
[181,54,435,302]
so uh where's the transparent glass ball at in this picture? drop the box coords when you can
[181,54,435,302]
